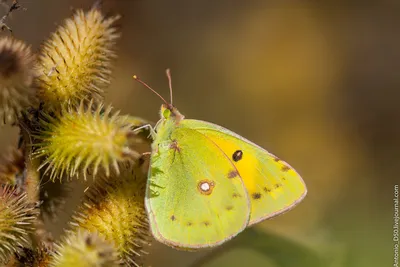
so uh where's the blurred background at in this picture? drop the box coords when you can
[1,0,398,266]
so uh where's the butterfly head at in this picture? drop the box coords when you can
[160,104,185,122]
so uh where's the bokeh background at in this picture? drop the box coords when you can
[1,0,398,266]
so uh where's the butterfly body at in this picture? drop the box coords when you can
[145,104,307,250]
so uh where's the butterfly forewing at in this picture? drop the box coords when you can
[181,119,307,225]
[145,127,250,249]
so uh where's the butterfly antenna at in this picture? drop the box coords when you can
[133,74,169,105]
[166,68,173,105]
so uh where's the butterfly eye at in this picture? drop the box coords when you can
[232,150,243,162]
[162,108,171,119]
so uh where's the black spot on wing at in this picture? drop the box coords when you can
[281,165,290,172]
[227,170,239,178]
[263,187,272,193]
[232,150,243,162]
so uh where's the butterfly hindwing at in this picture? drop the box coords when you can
[181,119,307,225]
[145,127,250,249]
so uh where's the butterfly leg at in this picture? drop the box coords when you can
[132,123,157,139]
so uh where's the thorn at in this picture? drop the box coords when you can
[0,0,22,33]
[92,0,103,10]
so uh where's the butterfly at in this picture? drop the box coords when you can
[133,70,307,250]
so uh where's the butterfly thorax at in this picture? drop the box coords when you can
[153,104,185,149]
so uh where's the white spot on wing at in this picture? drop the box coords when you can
[200,182,210,192]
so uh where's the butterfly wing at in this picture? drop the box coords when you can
[181,119,307,225]
[145,127,250,249]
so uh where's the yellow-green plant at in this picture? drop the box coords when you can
[0,185,38,262]
[35,8,120,111]
[51,231,120,267]
[70,163,149,266]
[0,3,150,267]
[0,36,36,125]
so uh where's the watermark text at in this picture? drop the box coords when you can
[394,184,399,267]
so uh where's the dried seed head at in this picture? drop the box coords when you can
[51,231,119,267]
[0,185,39,263]
[0,147,24,185]
[34,102,141,181]
[8,247,52,267]
[36,7,120,111]
[0,37,36,124]
[71,163,150,266]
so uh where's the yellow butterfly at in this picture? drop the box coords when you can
[134,70,307,250]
